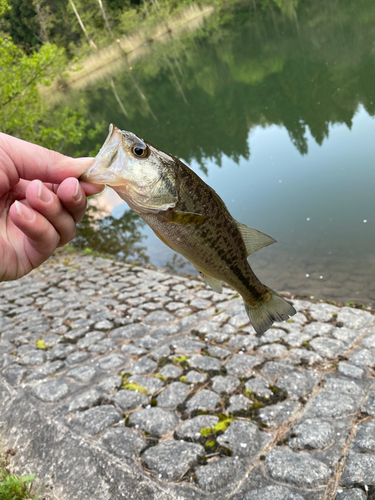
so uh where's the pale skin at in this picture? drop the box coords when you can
[0,133,103,282]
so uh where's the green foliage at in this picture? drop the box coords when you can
[0,36,98,151]
[0,0,10,16]
[0,450,39,500]
[35,339,46,349]
[179,375,187,383]
[172,355,189,365]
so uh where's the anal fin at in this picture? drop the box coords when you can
[196,268,222,294]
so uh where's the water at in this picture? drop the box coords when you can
[64,0,375,306]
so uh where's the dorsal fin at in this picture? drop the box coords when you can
[235,221,276,256]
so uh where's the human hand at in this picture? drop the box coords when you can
[0,133,103,281]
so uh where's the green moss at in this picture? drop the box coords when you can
[35,340,46,350]
[179,376,187,383]
[213,418,234,433]
[155,374,166,381]
[205,440,215,448]
[173,356,189,365]
[200,426,213,437]
[302,341,309,345]
[122,382,147,394]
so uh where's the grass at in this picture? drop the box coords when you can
[0,449,37,500]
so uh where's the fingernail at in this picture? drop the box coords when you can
[73,179,82,201]
[15,201,35,221]
[37,181,53,203]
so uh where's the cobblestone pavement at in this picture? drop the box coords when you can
[0,254,374,500]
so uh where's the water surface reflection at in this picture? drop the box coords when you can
[68,0,375,305]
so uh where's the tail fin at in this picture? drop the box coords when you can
[244,288,296,335]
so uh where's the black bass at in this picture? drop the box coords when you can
[81,124,296,334]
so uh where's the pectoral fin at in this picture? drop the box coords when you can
[196,269,223,294]
[235,221,276,256]
[166,211,207,225]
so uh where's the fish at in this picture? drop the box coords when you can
[81,124,296,334]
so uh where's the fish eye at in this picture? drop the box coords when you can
[132,143,149,158]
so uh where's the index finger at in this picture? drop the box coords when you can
[0,133,95,184]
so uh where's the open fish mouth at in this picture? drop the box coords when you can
[80,124,128,185]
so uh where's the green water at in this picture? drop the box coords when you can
[67,0,375,306]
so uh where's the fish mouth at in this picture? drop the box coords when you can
[80,124,127,185]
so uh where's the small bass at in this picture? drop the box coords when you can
[81,124,296,334]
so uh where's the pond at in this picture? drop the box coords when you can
[64,0,375,307]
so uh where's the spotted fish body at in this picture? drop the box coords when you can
[81,124,296,334]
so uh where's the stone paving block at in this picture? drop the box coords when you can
[128,375,163,394]
[33,379,70,402]
[332,327,362,346]
[212,375,240,395]
[159,364,182,378]
[288,418,335,450]
[50,344,76,361]
[109,324,149,339]
[66,351,92,365]
[228,335,260,350]
[3,364,29,386]
[128,407,179,436]
[67,405,122,435]
[340,451,375,486]
[337,307,374,330]
[336,490,367,500]
[217,420,271,457]
[259,400,301,428]
[144,311,176,324]
[289,348,323,365]
[306,391,359,418]
[99,427,146,458]
[171,339,205,354]
[195,457,247,492]
[337,362,365,379]
[142,440,205,480]
[324,378,363,396]
[185,370,207,384]
[98,353,131,370]
[226,394,252,413]
[97,375,122,392]
[348,348,375,367]
[303,322,334,338]
[121,344,147,356]
[309,337,347,357]
[243,485,305,500]
[186,389,220,412]
[261,361,296,377]
[111,389,149,411]
[157,382,190,409]
[176,415,219,440]
[225,354,262,377]
[208,345,232,359]
[265,447,331,488]
[257,343,288,357]
[276,370,319,399]
[128,357,157,374]
[352,419,375,453]
[188,354,221,372]
[362,391,375,416]
[309,303,340,322]
[68,388,103,412]
[244,375,272,399]
[66,365,97,383]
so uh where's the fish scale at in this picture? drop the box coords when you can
[81,124,296,334]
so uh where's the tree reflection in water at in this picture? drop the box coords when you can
[73,204,149,264]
